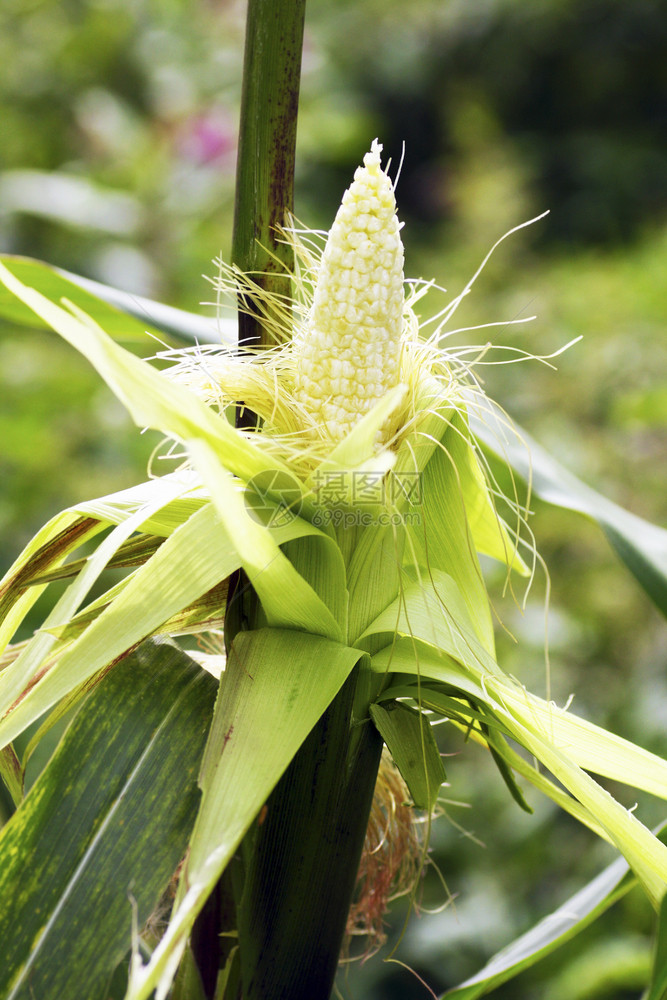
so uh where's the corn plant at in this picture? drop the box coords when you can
[1,2,667,999]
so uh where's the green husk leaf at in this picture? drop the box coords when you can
[405,412,496,652]
[0,641,216,1000]
[188,439,344,641]
[74,475,209,537]
[368,568,667,804]
[482,723,534,814]
[460,430,530,576]
[346,523,404,647]
[27,534,165,586]
[379,681,608,839]
[394,386,528,576]
[477,711,667,906]
[0,474,206,662]
[493,683,667,802]
[359,567,502,681]
[308,383,407,491]
[370,700,446,809]
[0,513,105,653]
[280,532,349,637]
[391,379,452,498]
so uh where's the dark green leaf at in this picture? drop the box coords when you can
[0,640,216,1000]
[482,724,533,814]
[370,700,446,810]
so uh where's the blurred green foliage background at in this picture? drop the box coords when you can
[1,1,666,997]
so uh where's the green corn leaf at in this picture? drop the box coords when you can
[0,263,294,491]
[58,266,235,345]
[371,638,667,905]
[441,849,640,999]
[169,946,209,1000]
[0,254,233,344]
[370,700,446,809]
[126,627,368,1000]
[0,503,237,750]
[472,400,667,618]
[0,641,216,1000]
[0,512,105,653]
[0,476,192,728]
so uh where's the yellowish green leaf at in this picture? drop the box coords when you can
[0,503,237,750]
[0,263,295,491]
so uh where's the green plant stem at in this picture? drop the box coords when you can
[231,0,306,350]
[238,669,384,1000]
[192,1,308,995]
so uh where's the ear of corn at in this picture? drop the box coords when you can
[292,139,405,444]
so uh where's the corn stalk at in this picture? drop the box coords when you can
[218,4,392,995]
